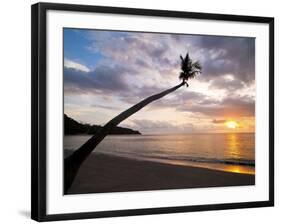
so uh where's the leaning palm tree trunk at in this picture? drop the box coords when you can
[64,81,186,192]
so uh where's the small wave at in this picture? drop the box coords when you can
[144,155,255,167]
[98,150,255,167]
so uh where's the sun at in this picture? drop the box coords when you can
[225,120,238,129]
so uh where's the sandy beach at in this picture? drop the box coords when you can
[66,151,255,194]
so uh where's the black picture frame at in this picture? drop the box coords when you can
[31,2,274,222]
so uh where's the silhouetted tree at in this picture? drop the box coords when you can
[179,53,202,86]
[64,52,202,193]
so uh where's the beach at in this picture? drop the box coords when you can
[67,151,255,194]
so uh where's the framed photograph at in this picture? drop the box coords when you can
[31,2,274,222]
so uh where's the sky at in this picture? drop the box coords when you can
[63,28,255,134]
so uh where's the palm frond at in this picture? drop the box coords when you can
[192,61,202,70]
[178,52,202,82]
[180,55,184,62]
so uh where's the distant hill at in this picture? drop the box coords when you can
[64,114,141,135]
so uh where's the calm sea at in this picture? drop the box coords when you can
[64,133,255,174]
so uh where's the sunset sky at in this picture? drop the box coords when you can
[63,28,255,134]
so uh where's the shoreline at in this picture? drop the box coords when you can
[66,151,255,195]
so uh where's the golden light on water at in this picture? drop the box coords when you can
[227,133,239,157]
[224,165,255,175]
[225,133,255,175]
[225,120,238,129]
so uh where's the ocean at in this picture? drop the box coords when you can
[64,133,255,175]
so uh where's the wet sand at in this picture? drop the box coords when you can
[66,152,255,194]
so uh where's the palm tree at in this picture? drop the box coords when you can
[64,52,202,193]
[179,53,202,86]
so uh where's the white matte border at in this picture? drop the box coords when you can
[46,10,269,215]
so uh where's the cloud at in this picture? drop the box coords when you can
[131,119,176,129]
[64,58,90,72]
[212,119,226,124]
[197,36,255,84]
[209,74,245,91]
[64,65,132,94]
[147,90,206,110]
[129,119,194,134]
[86,31,179,78]
[180,96,255,118]
[90,103,121,111]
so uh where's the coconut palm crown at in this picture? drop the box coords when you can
[179,53,202,86]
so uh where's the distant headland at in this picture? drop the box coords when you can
[64,114,141,135]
